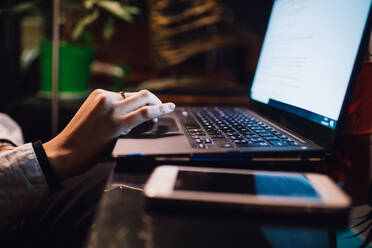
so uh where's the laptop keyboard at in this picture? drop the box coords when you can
[178,107,300,149]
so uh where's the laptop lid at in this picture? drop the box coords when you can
[249,0,372,150]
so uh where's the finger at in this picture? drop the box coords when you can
[123,91,162,107]
[123,92,136,98]
[120,103,175,132]
[114,92,135,101]
[119,90,163,113]
[114,92,140,101]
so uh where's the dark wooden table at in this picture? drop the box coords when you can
[84,161,372,248]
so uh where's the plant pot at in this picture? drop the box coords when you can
[40,41,95,99]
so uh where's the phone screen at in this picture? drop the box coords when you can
[174,171,321,200]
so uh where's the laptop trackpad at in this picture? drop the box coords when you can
[158,117,179,132]
[126,117,180,138]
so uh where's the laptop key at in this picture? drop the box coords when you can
[258,132,274,137]
[213,139,234,148]
[198,144,207,149]
[189,132,206,136]
[210,135,225,139]
[270,141,289,147]
[188,128,201,132]
[234,140,248,144]
[288,141,299,146]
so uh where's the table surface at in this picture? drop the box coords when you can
[85,162,372,248]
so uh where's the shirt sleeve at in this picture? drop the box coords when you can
[0,113,24,146]
[0,143,49,230]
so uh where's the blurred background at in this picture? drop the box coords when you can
[0,0,274,142]
[2,0,371,143]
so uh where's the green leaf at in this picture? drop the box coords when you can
[83,0,96,10]
[71,9,100,41]
[96,1,134,23]
[0,1,40,15]
[125,6,140,15]
[103,16,115,41]
[12,2,39,13]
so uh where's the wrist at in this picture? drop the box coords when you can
[42,139,73,180]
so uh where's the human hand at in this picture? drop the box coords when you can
[43,89,175,180]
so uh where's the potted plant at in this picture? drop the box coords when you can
[1,0,140,98]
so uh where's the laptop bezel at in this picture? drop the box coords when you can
[248,3,372,153]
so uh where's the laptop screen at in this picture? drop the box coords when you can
[250,0,371,130]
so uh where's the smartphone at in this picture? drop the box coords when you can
[144,166,351,216]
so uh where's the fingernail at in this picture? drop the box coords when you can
[168,103,175,111]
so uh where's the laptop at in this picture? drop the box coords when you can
[113,0,372,164]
